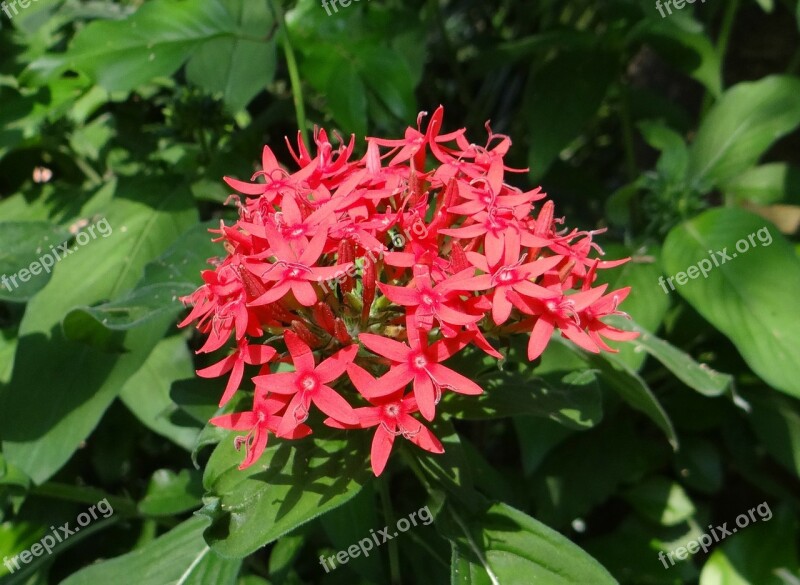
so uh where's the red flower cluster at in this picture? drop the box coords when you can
[179,107,636,476]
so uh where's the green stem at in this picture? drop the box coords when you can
[619,83,637,182]
[31,482,139,517]
[378,477,402,585]
[701,0,739,114]
[268,0,308,147]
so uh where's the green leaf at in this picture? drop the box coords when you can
[687,76,800,188]
[721,163,800,205]
[754,0,774,12]
[139,469,204,517]
[699,504,798,585]
[119,336,201,452]
[324,60,368,138]
[624,476,696,526]
[532,416,666,528]
[201,430,372,558]
[444,369,602,430]
[320,484,384,583]
[605,316,733,397]
[556,339,678,449]
[171,377,227,425]
[0,177,197,484]
[593,244,670,370]
[632,19,721,98]
[662,207,800,397]
[442,501,618,585]
[747,392,800,477]
[62,221,220,350]
[185,0,277,113]
[673,437,723,494]
[59,517,242,585]
[41,0,259,93]
[524,48,618,180]
[638,120,689,182]
[0,222,71,302]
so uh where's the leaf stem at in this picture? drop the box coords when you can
[268,0,308,147]
[31,481,139,517]
[377,476,402,585]
[701,0,739,114]
[619,83,637,182]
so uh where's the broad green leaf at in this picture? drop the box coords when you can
[0,177,197,484]
[532,417,666,528]
[119,336,201,452]
[590,352,678,449]
[524,48,618,181]
[185,0,276,113]
[556,338,678,449]
[444,369,602,430]
[324,60,368,138]
[442,501,618,585]
[320,485,384,583]
[0,222,70,302]
[360,46,417,122]
[268,533,304,582]
[754,0,774,12]
[747,392,800,477]
[171,377,227,425]
[699,504,798,585]
[687,76,800,188]
[201,430,372,558]
[632,19,721,98]
[513,417,574,477]
[594,244,670,370]
[722,163,800,205]
[59,517,241,585]
[139,469,204,517]
[583,515,700,583]
[413,420,479,507]
[62,221,220,350]
[673,437,723,494]
[624,476,695,526]
[605,315,733,397]
[39,0,253,93]
[662,207,800,397]
[638,120,689,182]
[0,328,16,385]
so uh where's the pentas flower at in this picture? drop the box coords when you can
[180,106,637,474]
[359,317,481,421]
[210,391,310,470]
[325,364,443,476]
[253,331,358,437]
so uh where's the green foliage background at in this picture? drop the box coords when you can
[1,0,799,583]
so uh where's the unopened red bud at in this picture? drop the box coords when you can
[291,320,321,347]
[362,257,376,323]
[312,302,337,334]
[535,200,554,238]
[334,319,352,344]
[449,242,469,273]
[558,259,576,283]
[238,265,268,299]
[337,240,355,293]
